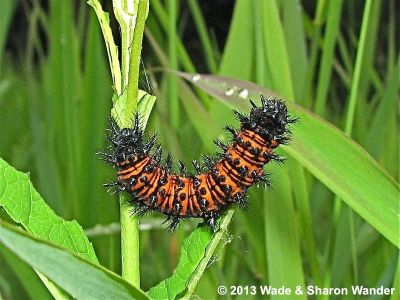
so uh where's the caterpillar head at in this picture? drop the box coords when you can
[110,115,145,163]
[247,96,297,141]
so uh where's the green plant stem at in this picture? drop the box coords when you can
[116,0,148,287]
[90,0,149,287]
[119,195,140,286]
[125,0,149,116]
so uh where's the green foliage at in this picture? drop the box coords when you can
[148,227,213,299]
[0,0,398,299]
[0,158,98,263]
[0,221,149,300]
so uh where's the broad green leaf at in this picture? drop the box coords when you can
[148,211,234,299]
[0,221,150,300]
[176,72,400,247]
[0,157,98,263]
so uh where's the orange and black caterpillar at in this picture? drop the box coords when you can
[100,96,297,231]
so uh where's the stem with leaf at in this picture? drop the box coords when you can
[88,0,149,287]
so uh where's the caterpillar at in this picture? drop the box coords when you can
[100,95,297,231]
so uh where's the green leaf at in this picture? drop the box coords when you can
[176,72,400,247]
[112,89,156,129]
[285,104,399,247]
[87,0,122,94]
[137,89,157,127]
[148,210,234,299]
[147,227,212,299]
[0,221,150,300]
[264,165,306,299]
[0,157,98,263]
[0,245,52,300]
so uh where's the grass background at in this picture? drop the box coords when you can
[0,0,398,299]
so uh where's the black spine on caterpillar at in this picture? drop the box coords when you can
[99,95,298,231]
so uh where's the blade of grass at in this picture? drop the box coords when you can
[187,0,218,73]
[282,0,308,101]
[264,3,316,277]
[253,0,268,87]
[0,0,17,65]
[314,0,344,116]
[145,0,212,107]
[167,0,179,128]
[149,0,196,73]
[302,0,328,108]
[331,0,383,290]
[219,0,253,78]
[264,164,306,299]
[344,0,379,136]
[46,0,79,218]
[261,0,295,100]
[145,32,216,145]
[365,59,399,158]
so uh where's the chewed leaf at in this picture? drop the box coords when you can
[0,157,98,263]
